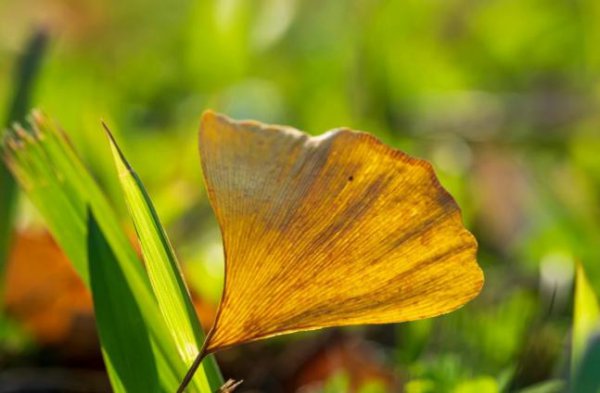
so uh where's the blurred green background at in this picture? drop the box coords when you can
[2,0,600,392]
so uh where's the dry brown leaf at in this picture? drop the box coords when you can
[4,230,94,345]
[290,338,398,392]
[3,230,214,352]
[197,110,483,354]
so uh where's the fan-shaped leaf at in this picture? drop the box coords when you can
[199,111,483,352]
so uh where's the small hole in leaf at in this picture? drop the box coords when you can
[348,176,354,181]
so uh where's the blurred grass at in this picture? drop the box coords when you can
[1,114,219,391]
[0,29,46,298]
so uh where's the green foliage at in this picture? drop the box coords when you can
[3,0,600,390]
[517,380,565,393]
[572,264,600,372]
[358,381,388,393]
[405,379,436,393]
[572,335,600,393]
[571,264,600,393]
[105,125,222,388]
[322,372,350,393]
[0,30,47,296]
[319,372,388,393]
[0,312,32,353]
[452,377,498,393]
[1,115,220,392]
[87,211,159,392]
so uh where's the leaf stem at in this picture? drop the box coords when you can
[177,329,214,393]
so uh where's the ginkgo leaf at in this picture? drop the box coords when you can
[199,110,483,348]
[181,110,483,390]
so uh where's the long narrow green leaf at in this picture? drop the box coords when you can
[571,334,600,393]
[1,113,208,391]
[516,380,565,393]
[88,210,159,393]
[0,29,47,298]
[572,263,600,373]
[104,124,223,391]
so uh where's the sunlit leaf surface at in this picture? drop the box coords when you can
[571,264,600,393]
[572,263,600,372]
[105,125,222,390]
[1,113,219,392]
[199,111,484,352]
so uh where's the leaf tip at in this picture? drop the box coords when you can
[201,109,218,123]
[101,120,116,144]
[200,109,230,134]
[102,121,133,174]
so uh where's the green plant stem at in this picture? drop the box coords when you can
[176,329,213,393]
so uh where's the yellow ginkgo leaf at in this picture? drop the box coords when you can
[180,110,483,390]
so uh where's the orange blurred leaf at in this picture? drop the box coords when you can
[291,338,397,392]
[4,229,215,351]
[4,230,93,345]
[198,111,483,353]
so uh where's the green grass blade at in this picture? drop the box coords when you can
[88,210,160,393]
[571,334,600,393]
[516,380,565,393]
[0,29,47,298]
[1,113,210,391]
[104,124,223,391]
[572,263,600,373]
